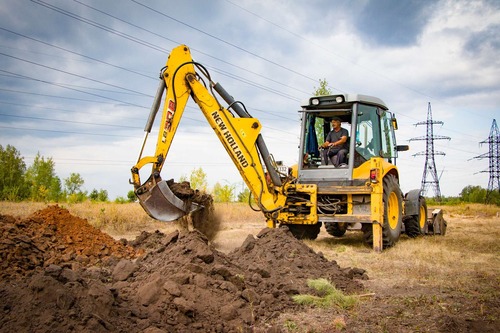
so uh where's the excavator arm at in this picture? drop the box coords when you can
[131,45,302,223]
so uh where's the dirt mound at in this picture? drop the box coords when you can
[0,206,365,332]
[229,227,367,294]
[0,206,139,280]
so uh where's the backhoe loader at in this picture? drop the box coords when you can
[131,45,445,252]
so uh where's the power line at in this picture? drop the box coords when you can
[0,52,150,97]
[129,0,319,84]
[0,71,145,96]
[0,125,138,138]
[0,87,133,105]
[0,113,141,129]
[0,27,155,80]
[224,0,500,127]
[27,0,312,101]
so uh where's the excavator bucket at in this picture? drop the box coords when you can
[136,180,201,222]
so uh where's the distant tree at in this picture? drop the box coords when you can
[237,188,251,203]
[97,189,108,202]
[25,152,61,201]
[486,190,500,205]
[115,196,127,203]
[313,78,332,96]
[64,173,86,203]
[460,185,486,203]
[188,167,208,192]
[0,144,28,200]
[213,182,235,203]
[127,190,136,202]
[48,177,63,202]
[89,189,99,201]
[64,173,84,195]
[312,79,333,143]
[89,188,108,202]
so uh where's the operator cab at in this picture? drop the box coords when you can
[298,94,404,184]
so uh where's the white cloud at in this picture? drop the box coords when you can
[1,0,498,199]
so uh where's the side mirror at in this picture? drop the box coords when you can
[397,145,409,152]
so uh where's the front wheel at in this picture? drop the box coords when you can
[361,175,403,249]
[382,174,403,248]
[281,223,322,240]
[325,222,347,237]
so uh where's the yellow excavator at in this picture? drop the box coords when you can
[131,45,445,252]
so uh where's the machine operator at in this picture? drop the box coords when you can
[321,117,349,167]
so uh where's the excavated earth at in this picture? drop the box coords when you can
[0,205,366,332]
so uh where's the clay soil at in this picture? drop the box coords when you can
[1,205,499,332]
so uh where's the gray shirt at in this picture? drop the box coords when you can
[326,128,349,150]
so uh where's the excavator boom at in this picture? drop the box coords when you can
[131,45,289,222]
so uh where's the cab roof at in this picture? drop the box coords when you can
[301,94,388,110]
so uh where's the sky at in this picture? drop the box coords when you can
[0,0,499,200]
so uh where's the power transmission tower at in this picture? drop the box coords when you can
[472,119,500,202]
[409,102,450,201]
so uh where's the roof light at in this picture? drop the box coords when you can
[335,96,344,103]
[311,98,320,105]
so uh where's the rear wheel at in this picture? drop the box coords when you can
[281,223,322,240]
[325,222,347,237]
[404,197,427,237]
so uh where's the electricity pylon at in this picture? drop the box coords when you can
[409,102,450,201]
[472,119,500,202]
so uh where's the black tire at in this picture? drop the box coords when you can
[362,174,403,248]
[325,222,347,237]
[382,174,403,248]
[361,223,373,244]
[281,223,322,240]
[404,197,427,237]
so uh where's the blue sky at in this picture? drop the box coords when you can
[0,0,499,199]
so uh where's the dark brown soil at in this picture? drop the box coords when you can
[168,180,222,241]
[0,205,365,332]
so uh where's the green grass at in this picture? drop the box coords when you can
[292,278,358,310]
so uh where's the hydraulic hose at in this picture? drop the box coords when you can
[213,82,282,187]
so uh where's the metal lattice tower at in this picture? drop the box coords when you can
[472,119,500,202]
[409,102,451,200]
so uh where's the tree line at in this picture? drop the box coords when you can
[0,144,125,203]
[0,145,248,203]
[1,144,498,205]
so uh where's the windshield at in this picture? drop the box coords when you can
[302,111,351,167]
[355,104,396,160]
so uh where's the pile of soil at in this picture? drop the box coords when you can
[0,206,139,280]
[0,206,365,332]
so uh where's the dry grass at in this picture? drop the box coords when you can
[305,204,500,302]
[2,201,499,294]
[0,201,264,242]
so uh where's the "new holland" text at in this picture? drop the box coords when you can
[211,111,249,168]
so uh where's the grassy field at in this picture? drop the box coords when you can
[1,201,499,331]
